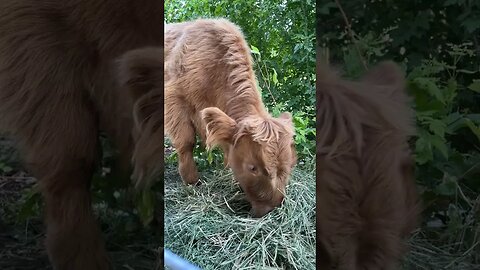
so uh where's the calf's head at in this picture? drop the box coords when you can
[201,107,297,217]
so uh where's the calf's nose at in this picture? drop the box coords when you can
[249,205,275,218]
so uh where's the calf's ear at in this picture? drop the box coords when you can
[361,60,404,87]
[117,47,164,128]
[279,112,292,123]
[201,107,236,149]
[278,112,294,129]
[361,60,408,102]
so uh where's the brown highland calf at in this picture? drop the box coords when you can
[0,1,163,269]
[163,19,297,218]
[316,61,421,269]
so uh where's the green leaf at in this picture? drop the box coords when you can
[272,68,279,85]
[269,48,278,57]
[415,137,433,164]
[445,113,465,134]
[468,80,480,93]
[250,45,260,55]
[435,175,457,196]
[430,135,449,159]
[445,114,480,140]
[464,118,480,142]
[466,114,480,124]
[456,69,478,74]
[444,78,458,103]
[135,191,154,227]
[429,119,446,138]
[207,151,213,164]
[412,77,444,104]
[17,188,42,222]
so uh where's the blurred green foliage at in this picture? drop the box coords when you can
[319,0,480,264]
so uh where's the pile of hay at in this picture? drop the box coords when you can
[164,162,316,270]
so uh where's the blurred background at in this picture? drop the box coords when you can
[318,0,480,268]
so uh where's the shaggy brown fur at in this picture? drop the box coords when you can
[0,1,163,269]
[163,19,297,217]
[316,61,421,269]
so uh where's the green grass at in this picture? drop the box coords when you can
[164,160,316,270]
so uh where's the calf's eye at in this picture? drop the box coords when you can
[248,164,257,172]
